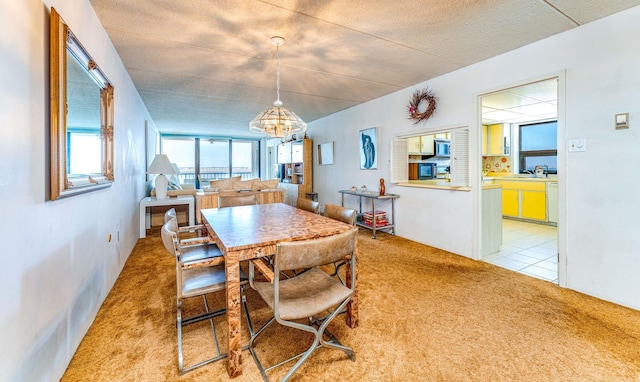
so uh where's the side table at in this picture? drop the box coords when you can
[339,190,399,239]
[139,196,194,238]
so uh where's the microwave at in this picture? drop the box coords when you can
[418,162,437,180]
[434,140,450,157]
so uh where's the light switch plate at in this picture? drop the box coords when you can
[615,113,629,129]
[568,138,586,152]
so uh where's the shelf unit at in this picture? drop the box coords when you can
[278,138,313,205]
[339,189,399,239]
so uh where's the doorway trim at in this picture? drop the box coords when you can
[474,70,567,287]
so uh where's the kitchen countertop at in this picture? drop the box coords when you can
[399,179,503,191]
[403,179,470,191]
[484,176,556,183]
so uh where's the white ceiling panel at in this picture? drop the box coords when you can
[88,0,640,136]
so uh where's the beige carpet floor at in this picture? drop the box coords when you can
[62,228,640,381]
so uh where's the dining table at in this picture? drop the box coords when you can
[200,202,359,378]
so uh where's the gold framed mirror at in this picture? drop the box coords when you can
[50,7,114,200]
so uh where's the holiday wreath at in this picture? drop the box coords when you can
[407,88,437,124]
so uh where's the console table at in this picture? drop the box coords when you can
[139,196,194,238]
[339,190,399,239]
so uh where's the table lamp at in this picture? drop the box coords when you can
[147,154,176,199]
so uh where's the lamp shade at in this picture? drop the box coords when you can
[147,154,176,175]
[171,163,181,175]
[148,154,175,199]
[249,104,307,138]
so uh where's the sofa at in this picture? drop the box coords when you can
[195,177,284,223]
[149,177,285,225]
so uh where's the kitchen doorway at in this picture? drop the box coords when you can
[479,77,562,284]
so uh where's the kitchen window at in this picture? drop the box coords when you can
[518,121,557,174]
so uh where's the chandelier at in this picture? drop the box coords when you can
[249,36,307,138]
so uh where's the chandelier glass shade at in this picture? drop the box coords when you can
[249,36,307,138]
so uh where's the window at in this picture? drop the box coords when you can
[162,137,196,185]
[161,136,260,188]
[199,139,230,183]
[231,140,259,179]
[519,121,557,174]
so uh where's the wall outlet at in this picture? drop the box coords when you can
[568,138,586,152]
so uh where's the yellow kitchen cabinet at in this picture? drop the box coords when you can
[421,135,434,154]
[482,123,510,155]
[407,135,435,155]
[502,189,519,217]
[482,125,488,154]
[494,179,547,222]
[521,190,546,220]
[408,136,422,154]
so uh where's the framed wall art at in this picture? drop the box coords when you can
[318,141,334,165]
[359,127,377,170]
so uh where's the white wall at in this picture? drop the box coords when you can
[310,6,640,311]
[0,0,150,380]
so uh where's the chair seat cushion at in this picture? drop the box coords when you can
[253,268,353,320]
[182,266,248,299]
[180,244,223,267]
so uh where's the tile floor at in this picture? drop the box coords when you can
[482,219,558,283]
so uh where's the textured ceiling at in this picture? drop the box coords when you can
[89,0,640,137]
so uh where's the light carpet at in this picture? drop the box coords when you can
[62,228,640,381]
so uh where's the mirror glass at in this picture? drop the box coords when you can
[67,50,102,175]
[50,7,114,200]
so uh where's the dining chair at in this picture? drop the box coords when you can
[247,227,358,382]
[296,198,320,214]
[161,219,254,374]
[323,204,357,284]
[164,207,214,246]
[218,194,258,208]
[164,217,223,268]
[324,204,357,225]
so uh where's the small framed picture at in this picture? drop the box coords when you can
[359,127,377,170]
[318,141,334,165]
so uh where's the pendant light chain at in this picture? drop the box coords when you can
[275,43,281,104]
[249,36,306,138]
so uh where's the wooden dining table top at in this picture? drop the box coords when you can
[200,202,354,257]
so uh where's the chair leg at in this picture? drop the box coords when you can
[249,298,355,382]
[177,294,235,374]
[316,297,355,361]
[203,295,221,356]
[278,320,321,382]
[241,285,254,337]
[177,300,185,373]
[249,317,276,382]
[250,317,320,382]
